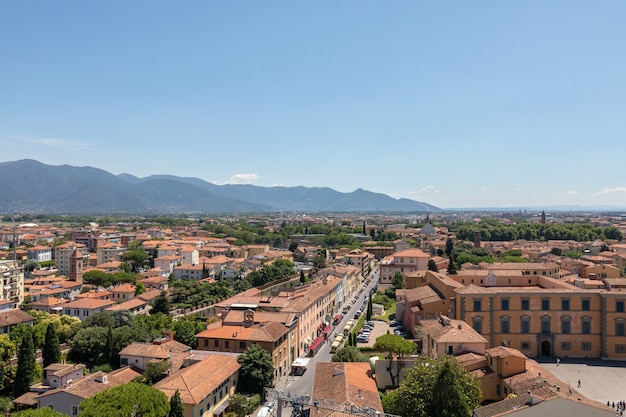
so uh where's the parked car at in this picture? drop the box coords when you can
[389,320,401,327]
[356,335,369,343]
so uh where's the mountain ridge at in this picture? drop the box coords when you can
[0,160,440,214]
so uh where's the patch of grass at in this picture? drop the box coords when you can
[372,300,396,322]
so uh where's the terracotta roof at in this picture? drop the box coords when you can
[45,363,86,378]
[312,362,383,416]
[196,321,288,343]
[154,354,240,404]
[62,298,115,309]
[106,298,147,311]
[38,367,141,400]
[421,316,487,344]
[0,309,35,327]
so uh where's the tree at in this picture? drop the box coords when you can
[169,389,185,417]
[447,257,457,275]
[289,241,299,252]
[427,259,439,272]
[42,323,61,367]
[366,297,373,321]
[382,355,481,417]
[229,393,250,417]
[122,249,148,272]
[237,344,274,395]
[68,326,109,365]
[173,317,202,349]
[151,291,171,315]
[80,382,169,417]
[14,331,36,397]
[331,346,368,362]
[12,409,67,417]
[24,259,40,273]
[300,270,305,284]
[391,272,404,290]
[135,281,146,296]
[445,238,454,257]
[373,334,415,388]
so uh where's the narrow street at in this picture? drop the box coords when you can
[269,268,380,415]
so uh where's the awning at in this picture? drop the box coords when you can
[322,325,332,336]
[214,399,230,415]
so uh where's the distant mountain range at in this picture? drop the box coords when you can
[0,160,440,214]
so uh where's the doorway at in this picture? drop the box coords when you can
[541,340,551,357]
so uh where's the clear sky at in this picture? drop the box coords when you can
[1,1,625,210]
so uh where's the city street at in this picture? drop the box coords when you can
[269,268,380,415]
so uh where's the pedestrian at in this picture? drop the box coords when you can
[556,357,560,366]
[577,379,581,388]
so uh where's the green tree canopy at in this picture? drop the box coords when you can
[427,259,439,272]
[331,346,369,362]
[150,291,171,315]
[382,355,481,417]
[169,389,185,417]
[391,272,404,290]
[79,382,170,417]
[42,323,61,367]
[14,331,36,397]
[373,334,416,388]
[237,344,274,395]
[172,317,204,349]
[12,408,68,417]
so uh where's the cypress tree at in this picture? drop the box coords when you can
[106,325,116,369]
[169,389,184,417]
[300,270,305,284]
[42,323,61,367]
[14,331,36,397]
[366,297,373,321]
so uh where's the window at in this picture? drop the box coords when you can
[501,316,510,334]
[473,299,482,312]
[501,299,509,311]
[213,340,218,347]
[472,317,483,334]
[581,342,592,351]
[616,345,626,353]
[616,319,625,337]
[521,317,531,334]
[582,317,592,334]
[120,358,128,365]
[239,341,246,349]
[521,341,530,350]
[72,405,78,416]
[521,299,530,310]
[561,342,571,351]
[582,299,590,311]
[541,299,550,311]
[561,317,571,334]
[224,341,230,348]
[617,300,625,313]
[561,299,570,311]
[496,384,501,396]
[541,317,551,334]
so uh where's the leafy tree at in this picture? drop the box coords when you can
[373,334,415,388]
[136,360,170,385]
[122,249,148,272]
[14,331,36,397]
[445,238,454,257]
[0,335,16,363]
[80,382,169,417]
[427,260,439,272]
[135,281,146,296]
[83,311,116,329]
[382,355,481,417]
[12,408,67,417]
[447,257,457,275]
[23,259,40,273]
[172,317,203,349]
[68,326,109,365]
[151,291,171,315]
[42,323,61,367]
[331,346,368,362]
[229,393,251,417]
[391,272,404,290]
[237,344,274,395]
[169,389,185,417]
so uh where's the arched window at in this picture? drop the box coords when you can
[582,316,592,334]
[472,316,483,334]
[561,316,571,334]
[520,316,531,334]
[500,316,510,334]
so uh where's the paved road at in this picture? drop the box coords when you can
[270,270,380,416]
[539,358,626,406]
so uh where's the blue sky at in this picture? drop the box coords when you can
[1,1,626,209]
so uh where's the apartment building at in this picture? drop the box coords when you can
[0,259,24,305]
[54,242,89,278]
[96,244,126,265]
[379,248,430,285]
